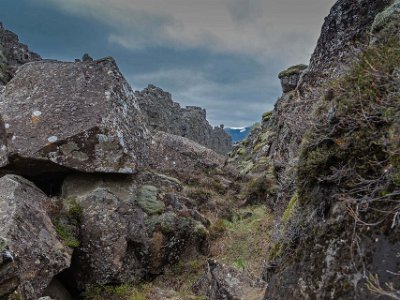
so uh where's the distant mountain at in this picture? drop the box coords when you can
[224,127,251,143]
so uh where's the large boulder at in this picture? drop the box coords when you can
[0,175,71,299]
[61,172,210,290]
[0,58,150,175]
[193,260,266,300]
[278,64,307,93]
[149,131,225,179]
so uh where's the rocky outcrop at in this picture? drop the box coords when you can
[0,58,150,175]
[60,172,210,290]
[149,131,226,179]
[0,22,41,85]
[278,64,307,93]
[135,85,232,154]
[0,175,71,299]
[193,260,266,300]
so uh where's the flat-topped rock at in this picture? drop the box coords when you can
[0,58,150,175]
[278,64,307,93]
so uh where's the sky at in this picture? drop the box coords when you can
[0,0,336,127]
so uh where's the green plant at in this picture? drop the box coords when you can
[55,221,80,248]
[233,256,246,270]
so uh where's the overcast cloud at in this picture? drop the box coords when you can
[1,0,335,127]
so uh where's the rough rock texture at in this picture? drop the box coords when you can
[61,172,210,290]
[149,131,226,179]
[254,1,399,299]
[193,260,266,300]
[278,64,307,93]
[0,22,41,85]
[136,85,232,154]
[0,58,150,175]
[0,175,71,299]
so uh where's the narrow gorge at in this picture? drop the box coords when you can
[0,0,399,299]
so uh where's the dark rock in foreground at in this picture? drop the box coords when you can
[0,175,71,299]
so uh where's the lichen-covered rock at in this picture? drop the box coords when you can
[136,85,232,154]
[0,175,71,299]
[0,22,41,85]
[278,64,307,93]
[0,58,150,175]
[61,172,210,290]
[193,260,266,300]
[61,174,149,290]
[149,131,226,179]
[370,0,400,44]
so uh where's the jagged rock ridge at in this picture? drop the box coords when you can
[135,84,232,154]
[0,22,41,85]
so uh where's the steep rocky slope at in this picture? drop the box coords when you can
[229,0,400,299]
[136,85,232,154]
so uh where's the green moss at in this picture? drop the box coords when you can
[55,221,80,248]
[282,193,299,224]
[371,0,400,33]
[218,205,272,271]
[66,197,83,225]
[278,64,307,78]
[262,111,273,123]
[298,40,400,210]
[237,147,247,156]
[137,185,165,215]
[268,242,283,261]
[239,160,254,176]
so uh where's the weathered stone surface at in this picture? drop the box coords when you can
[0,22,41,85]
[193,260,266,300]
[149,131,226,179]
[278,64,307,93]
[61,172,210,289]
[0,175,71,299]
[0,58,150,175]
[136,85,232,154]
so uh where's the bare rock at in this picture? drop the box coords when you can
[149,131,226,179]
[0,58,150,175]
[0,22,41,85]
[278,64,307,93]
[136,85,232,154]
[0,175,71,299]
[193,259,266,300]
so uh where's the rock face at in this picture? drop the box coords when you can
[193,260,266,300]
[149,131,226,179]
[0,58,150,175]
[0,175,71,299]
[278,64,307,93]
[0,22,41,85]
[135,85,232,154]
[61,172,210,290]
[245,1,399,299]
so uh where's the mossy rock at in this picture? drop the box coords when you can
[137,185,165,215]
[278,64,307,79]
[371,0,400,33]
[262,111,273,123]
